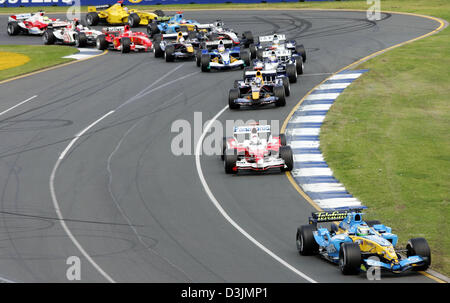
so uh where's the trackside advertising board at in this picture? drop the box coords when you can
[0,0,333,8]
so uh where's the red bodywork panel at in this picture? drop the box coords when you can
[103,28,152,51]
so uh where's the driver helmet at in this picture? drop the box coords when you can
[124,25,130,32]
[250,128,260,145]
[269,52,277,63]
[42,16,50,22]
[218,43,225,53]
[272,35,280,46]
[357,225,370,237]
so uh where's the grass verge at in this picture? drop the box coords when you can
[320,1,449,276]
[0,45,77,82]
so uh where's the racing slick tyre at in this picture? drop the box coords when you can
[96,35,108,50]
[200,54,210,72]
[43,30,56,45]
[7,22,20,36]
[280,146,293,172]
[86,12,100,26]
[297,224,318,255]
[165,45,175,62]
[279,134,287,146]
[339,243,361,275]
[274,86,286,107]
[233,80,240,89]
[154,10,165,17]
[75,32,87,48]
[153,34,162,43]
[366,220,381,227]
[121,37,131,53]
[153,42,164,58]
[240,49,251,67]
[228,88,240,110]
[148,22,160,37]
[256,49,264,60]
[249,44,257,59]
[221,137,233,161]
[128,13,141,28]
[296,44,306,62]
[224,149,238,174]
[406,238,431,271]
[286,64,297,84]
[242,31,254,47]
[281,76,290,96]
[196,50,202,67]
[295,58,304,75]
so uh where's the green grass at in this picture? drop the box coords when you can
[0,45,78,81]
[319,1,449,276]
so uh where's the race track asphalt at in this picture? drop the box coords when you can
[0,10,441,282]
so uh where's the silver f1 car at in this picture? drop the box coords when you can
[252,49,300,83]
[222,124,293,174]
[43,19,102,47]
[251,34,306,64]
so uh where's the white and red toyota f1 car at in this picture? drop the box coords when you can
[222,124,293,174]
[7,12,69,36]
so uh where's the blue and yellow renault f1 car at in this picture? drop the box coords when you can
[296,210,431,275]
[147,12,200,37]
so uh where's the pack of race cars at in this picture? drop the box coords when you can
[5,2,433,278]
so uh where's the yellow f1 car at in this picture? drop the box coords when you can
[86,1,170,28]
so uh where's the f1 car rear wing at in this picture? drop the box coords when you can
[244,69,277,80]
[308,209,365,225]
[195,23,216,30]
[88,5,111,12]
[233,125,271,135]
[258,34,286,43]
[161,32,189,40]
[48,21,71,29]
[102,26,126,33]
[9,13,33,21]
[204,39,234,48]
[262,49,291,58]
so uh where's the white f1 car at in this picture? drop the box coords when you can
[7,12,69,36]
[200,20,254,47]
[251,34,306,63]
[43,19,102,47]
[222,124,293,174]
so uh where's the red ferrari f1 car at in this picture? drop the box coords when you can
[95,25,152,53]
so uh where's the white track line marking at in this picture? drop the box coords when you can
[0,95,38,282]
[194,105,317,283]
[0,95,37,117]
[48,65,194,282]
[50,110,116,283]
